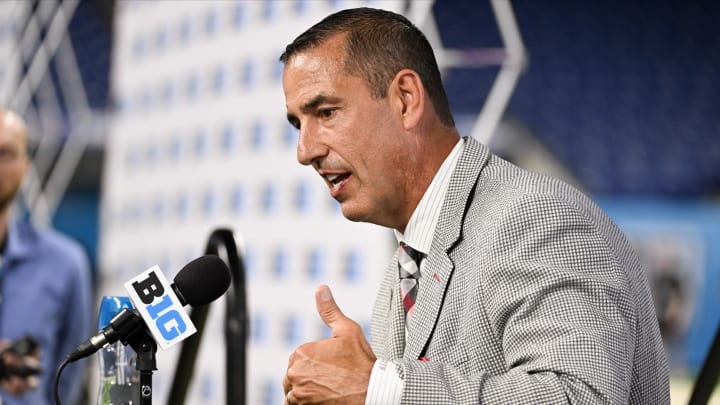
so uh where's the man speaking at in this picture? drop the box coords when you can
[279,7,670,405]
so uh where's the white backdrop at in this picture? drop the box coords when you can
[100,1,406,404]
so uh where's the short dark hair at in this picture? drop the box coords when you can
[279,7,455,127]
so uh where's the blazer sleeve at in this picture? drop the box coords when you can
[397,193,638,404]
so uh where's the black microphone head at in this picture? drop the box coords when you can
[173,255,231,306]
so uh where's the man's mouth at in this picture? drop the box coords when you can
[325,173,351,194]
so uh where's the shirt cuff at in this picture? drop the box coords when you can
[365,359,403,405]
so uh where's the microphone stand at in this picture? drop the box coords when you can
[133,332,157,405]
[112,309,158,405]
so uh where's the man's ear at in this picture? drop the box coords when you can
[390,69,425,130]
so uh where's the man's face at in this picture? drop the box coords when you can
[282,37,411,228]
[0,114,28,210]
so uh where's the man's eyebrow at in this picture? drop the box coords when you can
[286,94,342,126]
[300,94,340,113]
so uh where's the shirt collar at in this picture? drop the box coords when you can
[395,138,465,254]
[3,219,36,262]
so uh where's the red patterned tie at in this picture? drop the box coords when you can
[398,243,422,319]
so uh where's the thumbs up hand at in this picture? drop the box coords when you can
[283,285,376,405]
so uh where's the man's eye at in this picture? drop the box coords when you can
[319,108,335,118]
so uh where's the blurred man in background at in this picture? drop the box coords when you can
[280,7,669,404]
[0,109,93,405]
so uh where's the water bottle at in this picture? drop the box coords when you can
[96,296,140,405]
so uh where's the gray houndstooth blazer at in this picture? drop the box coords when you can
[370,137,670,404]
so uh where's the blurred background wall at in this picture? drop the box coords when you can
[0,0,718,404]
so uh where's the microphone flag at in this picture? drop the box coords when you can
[123,265,197,350]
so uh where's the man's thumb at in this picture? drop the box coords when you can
[315,285,348,333]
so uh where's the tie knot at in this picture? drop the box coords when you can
[398,243,422,279]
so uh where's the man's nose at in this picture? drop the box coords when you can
[296,124,327,166]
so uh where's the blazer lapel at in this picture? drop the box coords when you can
[404,137,491,359]
[387,280,407,359]
[371,250,408,359]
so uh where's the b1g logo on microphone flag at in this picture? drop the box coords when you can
[124,265,197,350]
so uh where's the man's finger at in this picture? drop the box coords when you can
[285,390,294,405]
[27,375,38,390]
[314,285,350,335]
[282,373,291,394]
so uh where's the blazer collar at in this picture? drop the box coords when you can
[433,137,490,252]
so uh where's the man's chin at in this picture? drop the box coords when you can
[339,203,368,224]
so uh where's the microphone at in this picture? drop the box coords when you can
[67,255,231,363]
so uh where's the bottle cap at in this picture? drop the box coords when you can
[98,296,134,329]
